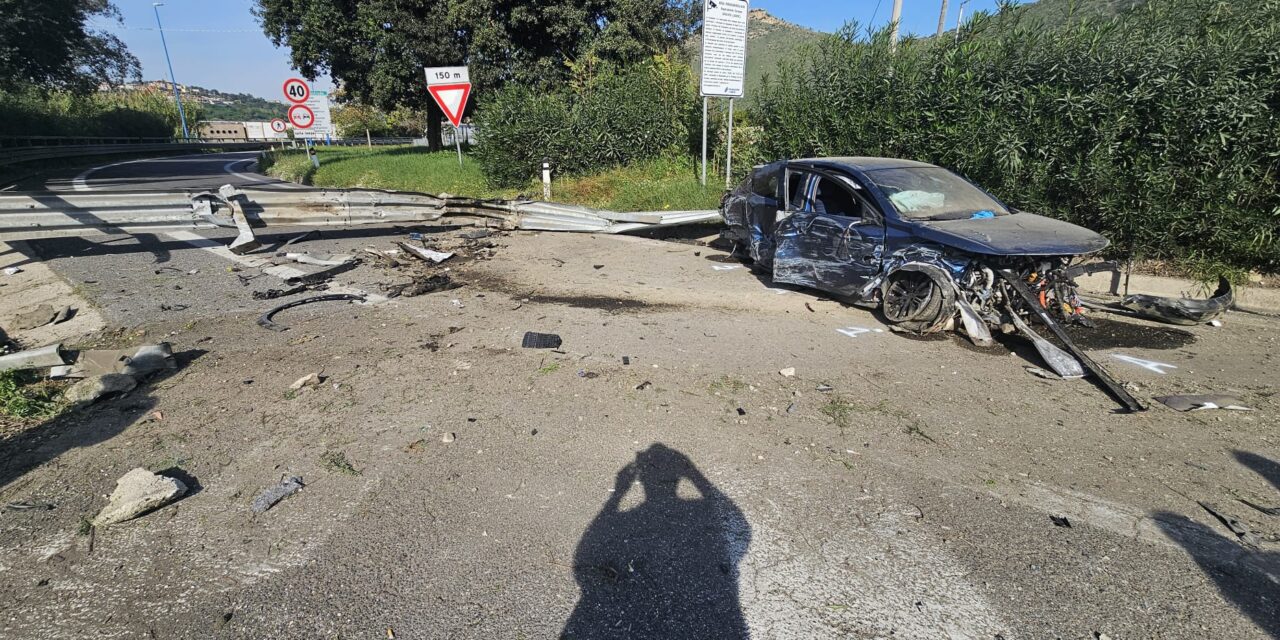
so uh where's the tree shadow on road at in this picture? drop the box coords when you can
[561,444,751,640]
[1154,450,1280,636]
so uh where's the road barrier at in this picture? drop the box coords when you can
[0,185,721,242]
[0,137,421,168]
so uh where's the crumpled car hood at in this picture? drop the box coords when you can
[910,212,1109,256]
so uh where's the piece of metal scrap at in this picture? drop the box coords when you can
[258,294,366,332]
[999,270,1145,413]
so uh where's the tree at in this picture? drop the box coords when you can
[255,0,462,150]
[0,0,139,92]
[333,103,390,138]
[255,0,699,148]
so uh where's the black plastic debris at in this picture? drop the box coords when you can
[522,332,563,349]
[635,381,653,391]
[386,274,461,298]
[258,294,366,332]
[622,356,631,365]
[5,501,55,511]
[736,407,746,416]
[1238,499,1280,517]
[253,285,308,301]
[1197,501,1261,547]
[251,477,304,514]
[1050,516,1072,528]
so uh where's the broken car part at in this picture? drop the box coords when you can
[257,294,367,332]
[1077,271,1234,325]
[998,270,1145,412]
[282,252,355,268]
[1154,394,1253,412]
[1197,501,1261,548]
[251,476,305,514]
[396,242,455,264]
[522,332,563,349]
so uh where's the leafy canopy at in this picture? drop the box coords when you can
[0,0,139,92]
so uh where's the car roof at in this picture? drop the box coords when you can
[791,157,938,172]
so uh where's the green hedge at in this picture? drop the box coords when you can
[756,0,1280,272]
[0,87,203,138]
[475,56,701,188]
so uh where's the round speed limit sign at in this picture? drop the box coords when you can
[270,119,287,133]
[287,104,315,129]
[283,78,310,104]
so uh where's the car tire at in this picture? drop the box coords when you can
[883,270,946,332]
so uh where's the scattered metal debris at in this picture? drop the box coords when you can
[1050,516,1072,528]
[257,294,366,332]
[1238,499,1280,517]
[5,501,55,511]
[1154,394,1253,412]
[0,343,68,372]
[386,274,460,298]
[397,242,455,264]
[251,477,304,514]
[1197,501,1260,548]
[635,381,653,391]
[252,285,308,300]
[281,252,355,268]
[521,332,562,349]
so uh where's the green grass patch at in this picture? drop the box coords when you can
[319,449,361,476]
[259,147,721,212]
[0,370,65,420]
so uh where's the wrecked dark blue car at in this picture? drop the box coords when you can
[723,157,1156,411]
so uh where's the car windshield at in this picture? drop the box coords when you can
[864,167,1008,221]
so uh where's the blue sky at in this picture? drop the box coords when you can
[100,0,1013,101]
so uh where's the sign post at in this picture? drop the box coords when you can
[699,0,749,187]
[424,66,473,167]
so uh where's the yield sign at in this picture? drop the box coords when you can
[428,83,471,127]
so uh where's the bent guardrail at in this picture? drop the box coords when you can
[0,185,721,243]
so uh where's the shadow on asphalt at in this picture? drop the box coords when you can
[0,349,206,493]
[1154,450,1280,636]
[561,444,751,639]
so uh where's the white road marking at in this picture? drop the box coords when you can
[712,265,742,271]
[837,326,884,338]
[72,153,220,192]
[1111,354,1177,374]
[161,230,386,303]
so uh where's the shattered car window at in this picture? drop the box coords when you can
[865,167,1009,221]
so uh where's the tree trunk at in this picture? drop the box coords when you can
[426,101,443,152]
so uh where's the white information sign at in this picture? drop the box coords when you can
[295,90,334,139]
[700,0,749,97]
[425,66,470,86]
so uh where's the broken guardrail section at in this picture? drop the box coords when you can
[0,185,721,244]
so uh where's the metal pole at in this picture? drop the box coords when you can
[957,0,969,40]
[700,96,708,187]
[889,0,904,48]
[937,0,950,37]
[454,125,463,166]
[152,3,189,140]
[724,98,735,190]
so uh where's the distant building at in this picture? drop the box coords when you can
[197,121,248,141]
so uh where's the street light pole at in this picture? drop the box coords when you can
[937,0,950,37]
[889,0,904,48]
[152,3,190,140]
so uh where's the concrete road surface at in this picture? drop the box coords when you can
[0,153,1277,639]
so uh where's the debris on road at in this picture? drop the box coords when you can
[385,274,461,298]
[1024,367,1063,380]
[3,266,21,275]
[289,373,324,390]
[779,367,796,378]
[251,476,305,513]
[52,343,177,379]
[11,304,58,330]
[635,381,653,391]
[442,432,456,443]
[5,501,55,511]
[94,468,188,526]
[521,332,562,349]
[1050,516,1072,528]
[64,373,137,407]
[252,285,308,300]
[397,242,455,264]
[0,343,68,372]
[1117,277,1233,326]
[1238,499,1280,517]
[1154,394,1253,412]
[258,294,366,332]
[1197,501,1261,548]
[281,252,354,268]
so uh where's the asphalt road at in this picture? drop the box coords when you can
[17,150,299,193]
[1,154,1278,639]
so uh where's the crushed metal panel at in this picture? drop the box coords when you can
[1119,277,1233,325]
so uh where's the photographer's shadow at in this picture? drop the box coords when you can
[562,444,751,640]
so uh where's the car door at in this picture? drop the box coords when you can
[772,167,885,299]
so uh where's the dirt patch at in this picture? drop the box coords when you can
[527,293,673,313]
[1064,318,1196,351]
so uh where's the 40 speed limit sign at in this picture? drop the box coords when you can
[283,78,310,104]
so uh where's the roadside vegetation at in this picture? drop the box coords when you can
[0,369,65,431]
[755,0,1280,273]
[259,146,719,212]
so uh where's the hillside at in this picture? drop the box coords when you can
[111,81,287,122]
[1017,0,1149,25]
[687,9,826,104]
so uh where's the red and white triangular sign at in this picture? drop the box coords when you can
[428,83,471,127]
